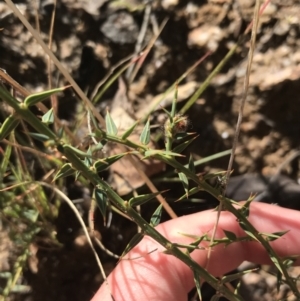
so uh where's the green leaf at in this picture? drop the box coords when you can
[83,156,93,168]
[221,271,250,285]
[143,149,184,159]
[223,229,237,241]
[90,140,106,153]
[53,163,75,181]
[22,209,39,222]
[94,128,106,141]
[187,235,206,254]
[24,86,68,107]
[105,109,118,135]
[139,118,150,145]
[174,132,190,141]
[42,108,54,124]
[129,191,165,207]
[193,270,202,301]
[121,120,139,140]
[203,171,227,181]
[260,230,289,241]
[63,144,92,158]
[188,154,195,173]
[241,227,258,242]
[238,200,251,218]
[27,132,51,142]
[0,114,19,141]
[94,187,107,219]
[93,152,128,173]
[172,135,198,154]
[150,204,163,227]
[121,233,144,258]
[63,145,94,176]
[177,186,202,201]
[0,82,20,110]
[178,172,189,197]
[238,221,258,243]
[283,257,297,269]
[88,108,100,129]
[57,127,64,139]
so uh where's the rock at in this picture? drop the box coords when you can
[161,0,179,10]
[274,19,290,36]
[100,11,139,44]
[188,24,223,51]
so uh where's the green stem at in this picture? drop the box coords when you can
[1,82,298,299]
[156,155,300,298]
[126,205,243,301]
[0,85,57,140]
[62,146,241,300]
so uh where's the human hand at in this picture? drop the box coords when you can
[91,202,300,301]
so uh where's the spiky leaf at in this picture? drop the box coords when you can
[238,200,251,218]
[143,149,184,159]
[223,229,237,241]
[94,187,107,218]
[260,230,289,241]
[177,187,201,201]
[121,120,139,140]
[129,191,164,207]
[53,163,75,181]
[63,145,92,158]
[172,135,198,154]
[105,109,118,135]
[188,154,195,173]
[283,256,298,269]
[94,128,105,140]
[94,153,127,173]
[57,127,64,139]
[178,172,189,197]
[24,86,68,107]
[139,118,150,145]
[0,114,19,141]
[221,269,257,283]
[83,156,93,168]
[42,108,54,124]
[150,204,163,227]
[239,224,258,242]
[27,132,52,142]
[22,209,39,222]
[121,233,144,258]
[90,140,106,153]
[174,132,190,141]
[193,270,202,301]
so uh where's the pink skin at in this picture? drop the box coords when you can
[92,202,300,301]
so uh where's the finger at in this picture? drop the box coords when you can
[92,202,300,301]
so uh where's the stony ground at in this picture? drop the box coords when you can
[1,0,300,300]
